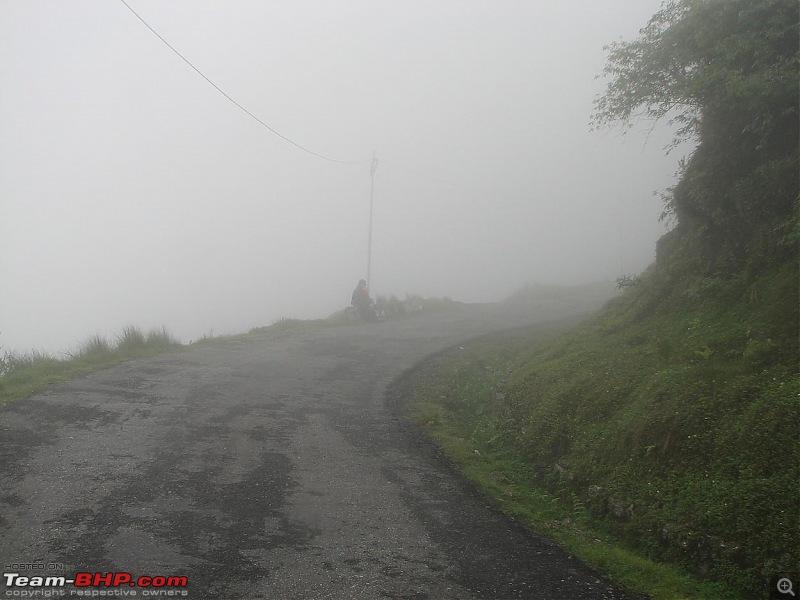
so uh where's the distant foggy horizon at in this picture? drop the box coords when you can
[1,1,688,355]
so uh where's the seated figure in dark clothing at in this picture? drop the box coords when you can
[351,279,377,321]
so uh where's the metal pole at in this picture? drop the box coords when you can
[367,152,377,287]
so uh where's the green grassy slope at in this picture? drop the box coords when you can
[398,265,798,598]
[502,263,797,593]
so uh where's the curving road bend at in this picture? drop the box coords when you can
[0,304,643,599]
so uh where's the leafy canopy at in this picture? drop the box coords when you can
[593,0,799,274]
[593,0,799,149]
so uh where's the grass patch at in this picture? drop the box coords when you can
[77,334,113,359]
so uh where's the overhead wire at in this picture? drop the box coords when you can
[119,0,366,165]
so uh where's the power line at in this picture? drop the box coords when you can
[119,0,365,165]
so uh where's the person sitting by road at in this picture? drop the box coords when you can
[351,279,377,321]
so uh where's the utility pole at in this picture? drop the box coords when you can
[367,152,378,287]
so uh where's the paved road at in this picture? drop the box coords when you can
[0,304,643,599]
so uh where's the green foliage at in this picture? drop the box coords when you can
[593,0,798,148]
[594,0,799,276]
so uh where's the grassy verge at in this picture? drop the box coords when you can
[400,304,785,600]
[0,326,184,406]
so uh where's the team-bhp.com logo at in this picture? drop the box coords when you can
[4,572,188,596]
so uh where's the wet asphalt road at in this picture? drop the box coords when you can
[0,304,644,599]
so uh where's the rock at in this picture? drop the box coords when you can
[607,497,633,520]
[587,485,603,497]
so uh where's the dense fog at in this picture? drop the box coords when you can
[0,1,686,354]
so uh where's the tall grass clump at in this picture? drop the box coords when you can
[145,325,180,351]
[77,334,113,361]
[116,325,182,356]
[116,325,147,354]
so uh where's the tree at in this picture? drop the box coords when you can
[593,0,799,275]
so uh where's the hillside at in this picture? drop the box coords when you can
[398,1,799,597]
[503,264,796,592]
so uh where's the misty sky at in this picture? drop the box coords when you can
[1,1,688,354]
